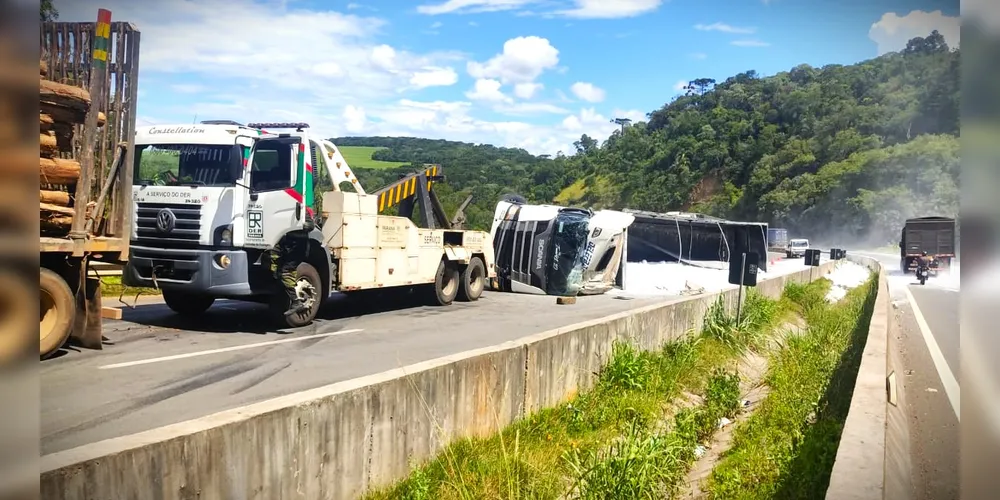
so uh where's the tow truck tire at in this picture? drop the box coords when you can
[457,257,485,302]
[271,262,323,329]
[40,268,74,359]
[162,290,216,316]
[428,260,459,306]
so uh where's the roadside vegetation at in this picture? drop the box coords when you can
[364,272,878,500]
[705,274,879,499]
[365,287,793,500]
[336,31,957,246]
[338,146,410,169]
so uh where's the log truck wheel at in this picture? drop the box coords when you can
[39,268,75,359]
[0,270,35,364]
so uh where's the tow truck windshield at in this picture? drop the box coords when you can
[134,143,241,187]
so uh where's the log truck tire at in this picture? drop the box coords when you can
[271,262,323,329]
[0,270,35,364]
[457,256,486,302]
[39,268,74,359]
[162,290,216,316]
[428,259,459,306]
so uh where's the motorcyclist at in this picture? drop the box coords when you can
[917,251,934,271]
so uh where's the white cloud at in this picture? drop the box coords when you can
[689,52,708,60]
[465,78,511,102]
[416,0,536,15]
[343,105,367,133]
[430,21,443,28]
[467,36,560,84]
[868,10,960,56]
[570,82,606,103]
[409,67,459,88]
[731,39,771,47]
[556,0,662,19]
[370,44,397,71]
[694,22,756,34]
[514,82,543,99]
[49,0,642,156]
[673,80,688,91]
[495,102,569,115]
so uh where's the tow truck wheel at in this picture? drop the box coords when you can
[271,262,322,329]
[428,260,460,306]
[457,257,486,302]
[162,290,216,316]
[39,268,75,359]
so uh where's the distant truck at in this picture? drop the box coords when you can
[899,216,956,274]
[767,227,788,251]
[786,238,810,258]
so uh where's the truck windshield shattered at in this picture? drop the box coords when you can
[134,143,241,187]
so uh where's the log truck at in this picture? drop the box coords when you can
[33,11,140,359]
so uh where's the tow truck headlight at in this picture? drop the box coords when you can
[214,225,233,246]
[215,254,232,269]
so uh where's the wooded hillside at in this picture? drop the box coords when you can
[333,31,959,244]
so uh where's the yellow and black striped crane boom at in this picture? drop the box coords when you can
[374,164,441,213]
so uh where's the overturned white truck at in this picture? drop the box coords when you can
[489,199,635,296]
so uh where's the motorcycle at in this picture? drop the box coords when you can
[917,265,929,285]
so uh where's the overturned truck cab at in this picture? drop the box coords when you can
[489,200,634,296]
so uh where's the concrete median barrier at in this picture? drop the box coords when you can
[41,261,837,500]
[825,255,900,500]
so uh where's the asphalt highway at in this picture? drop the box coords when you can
[855,250,959,500]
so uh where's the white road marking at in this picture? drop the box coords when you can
[902,285,960,420]
[98,329,365,370]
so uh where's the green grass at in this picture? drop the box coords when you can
[98,275,161,297]
[554,178,588,205]
[364,289,789,500]
[338,146,410,169]
[705,274,880,500]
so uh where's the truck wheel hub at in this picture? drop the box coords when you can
[294,279,317,308]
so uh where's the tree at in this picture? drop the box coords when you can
[40,0,58,22]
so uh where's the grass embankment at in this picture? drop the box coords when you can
[705,272,878,499]
[364,289,791,500]
[338,146,410,169]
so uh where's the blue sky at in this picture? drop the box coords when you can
[53,0,959,155]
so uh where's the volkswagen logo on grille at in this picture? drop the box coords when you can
[156,208,176,233]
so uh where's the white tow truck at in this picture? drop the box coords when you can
[123,121,495,327]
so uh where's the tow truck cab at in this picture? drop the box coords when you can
[123,122,351,304]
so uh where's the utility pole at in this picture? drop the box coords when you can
[611,117,632,135]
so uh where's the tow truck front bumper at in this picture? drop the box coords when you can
[123,245,253,296]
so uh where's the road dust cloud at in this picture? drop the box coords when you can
[618,257,824,297]
[825,261,873,302]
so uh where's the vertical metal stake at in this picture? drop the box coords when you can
[736,252,746,330]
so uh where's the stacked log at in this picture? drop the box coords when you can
[39,63,95,234]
